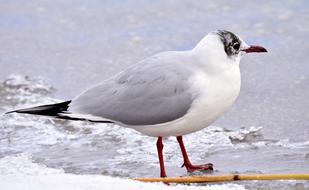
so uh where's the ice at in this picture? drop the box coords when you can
[0,154,246,190]
[0,153,63,175]
[0,75,58,112]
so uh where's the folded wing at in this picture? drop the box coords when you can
[69,52,196,125]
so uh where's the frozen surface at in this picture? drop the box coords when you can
[0,154,246,190]
[0,0,309,190]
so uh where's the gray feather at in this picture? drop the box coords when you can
[69,51,197,125]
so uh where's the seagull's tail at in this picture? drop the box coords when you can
[5,101,72,116]
[5,101,114,123]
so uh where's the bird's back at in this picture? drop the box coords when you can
[68,51,199,126]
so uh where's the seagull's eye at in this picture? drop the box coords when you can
[232,42,240,50]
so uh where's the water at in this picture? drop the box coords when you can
[0,1,309,189]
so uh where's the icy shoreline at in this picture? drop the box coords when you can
[0,154,245,190]
[1,76,308,190]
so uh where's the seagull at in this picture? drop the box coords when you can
[7,30,267,177]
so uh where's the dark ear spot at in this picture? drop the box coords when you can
[217,30,241,57]
[233,42,240,50]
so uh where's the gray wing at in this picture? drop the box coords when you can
[69,52,196,125]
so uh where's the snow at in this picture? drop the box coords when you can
[0,154,246,190]
[1,175,246,190]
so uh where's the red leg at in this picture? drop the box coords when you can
[176,136,213,173]
[156,136,167,177]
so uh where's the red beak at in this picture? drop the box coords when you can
[243,45,267,53]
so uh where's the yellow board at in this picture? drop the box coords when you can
[134,174,309,183]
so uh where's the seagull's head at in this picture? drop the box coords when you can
[215,30,267,58]
[194,30,267,68]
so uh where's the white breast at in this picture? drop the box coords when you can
[185,67,241,130]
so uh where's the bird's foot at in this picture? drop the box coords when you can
[182,163,214,173]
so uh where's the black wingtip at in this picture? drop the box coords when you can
[5,100,72,116]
